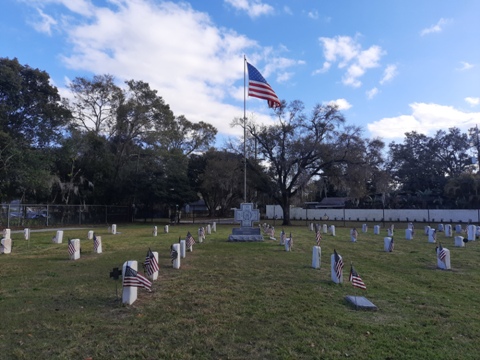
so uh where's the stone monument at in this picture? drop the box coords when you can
[228,203,263,241]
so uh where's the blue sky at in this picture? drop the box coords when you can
[2,0,480,146]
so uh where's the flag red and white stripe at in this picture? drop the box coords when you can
[68,239,76,256]
[145,249,159,276]
[349,265,367,290]
[247,62,281,108]
[123,265,152,291]
[334,249,344,280]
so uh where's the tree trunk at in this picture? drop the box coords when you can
[281,201,291,226]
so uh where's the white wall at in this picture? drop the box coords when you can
[265,205,479,223]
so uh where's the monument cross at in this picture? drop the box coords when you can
[234,203,260,228]
[228,203,263,241]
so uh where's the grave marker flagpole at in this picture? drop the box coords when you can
[243,55,247,203]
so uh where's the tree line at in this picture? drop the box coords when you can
[1,57,479,225]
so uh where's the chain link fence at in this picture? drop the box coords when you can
[0,203,132,229]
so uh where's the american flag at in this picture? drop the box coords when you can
[186,231,196,248]
[68,239,76,256]
[349,265,367,290]
[170,244,178,263]
[93,234,100,252]
[438,243,446,262]
[334,249,344,280]
[315,230,322,246]
[388,237,394,252]
[247,62,281,108]
[144,248,159,276]
[123,265,152,291]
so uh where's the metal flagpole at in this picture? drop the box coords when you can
[243,55,247,203]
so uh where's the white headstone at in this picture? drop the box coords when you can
[312,246,321,269]
[24,228,30,240]
[467,225,476,241]
[330,253,343,284]
[362,224,367,233]
[69,239,81,260]
[424,226,430,235]
[207,224,211,235]
[387,228,394,237]
[428,228,436,243]
[455,224,462,233]
[285,237,293,251]
[3,228,11,239]
[445,224,452,237]
[172,243,181,269]
[438,224,444,232]
[322,224,328,233]
[122,260,138,305]
[53,230,64,244]
[384,237,394,252]
[198,227,205,243]
[212,222,216,232]
[180,239,186,258]
[93,235,102,254]
[350,228,358,242]
[437,247,451,270]
[374,225,380,235]
[0,237,12,254]
[111,224,117,234]
[164,225,169,233]
[309,223,314,231]
[330,225,336,236]
[153,226,158,237]
[280,231,286,246]
[87,230,94,240]
[405,229,413,240]
[454,236,465,247]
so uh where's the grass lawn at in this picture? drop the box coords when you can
[1,221,479,359]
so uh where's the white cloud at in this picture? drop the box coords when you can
[367,102,480,140]
[30,8,57,35]
[326,98,352,111]
[312,61,331,75]
[308,10,319,20]
[283,6,293,15]
[26,0,299,139]
[224,0,274,18]
[457,61,474,71]
[380,64,398,84]
[420,18,451,36]
[366,87,379,100]
[276,72,293,83]
[465,97,480,107]
[318,35,384,87]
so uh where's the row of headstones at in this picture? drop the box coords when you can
[278,230,294,251]
[152,223,216,236]
[1,228,36,254]
[56,230,103,260]
[261,223,276,240]
[309,223,336,236]
[122,230,206,305]
[358,223,478,241]
[311,243,451,280]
